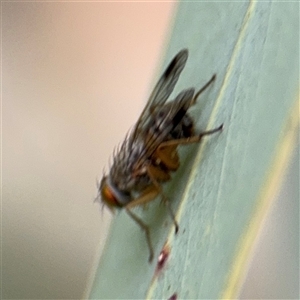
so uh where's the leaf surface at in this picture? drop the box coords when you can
[89,2,299,299]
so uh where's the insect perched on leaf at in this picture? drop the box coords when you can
[99,49,223,262]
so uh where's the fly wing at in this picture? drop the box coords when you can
[133,88,195,172]
[131,49,188,140]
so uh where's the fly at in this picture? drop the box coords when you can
[98,49,223,262]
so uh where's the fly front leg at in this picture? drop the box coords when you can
[125,208,154,262]
[125,185,160,262]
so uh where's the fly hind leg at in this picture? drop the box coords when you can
[158,124,223,149]
[191,74,216,106]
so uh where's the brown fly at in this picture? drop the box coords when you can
[99,49,222,262]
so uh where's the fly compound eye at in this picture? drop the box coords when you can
[101,184,119,208]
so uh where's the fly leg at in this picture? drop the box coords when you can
[146,165,179,234]
[191,74,216,105]
[151,124,223,236]
[158,124,223,149]
[125,186,160,262]
[162,196,179,234]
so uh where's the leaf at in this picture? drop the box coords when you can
[88,2,299,299]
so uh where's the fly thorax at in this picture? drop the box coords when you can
[110,139,145,191]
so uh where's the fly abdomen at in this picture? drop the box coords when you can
[171,114,194,139]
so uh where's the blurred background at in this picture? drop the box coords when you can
[2,2,298,299]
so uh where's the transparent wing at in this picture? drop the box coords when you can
[133,88,195,171]
[132,49,188,140]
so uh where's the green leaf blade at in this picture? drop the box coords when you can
[89,2,299,299]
